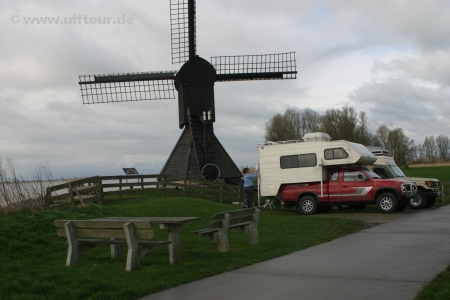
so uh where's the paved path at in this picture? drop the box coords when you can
[140,206,450,300]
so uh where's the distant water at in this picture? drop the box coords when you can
[0,178,158,207]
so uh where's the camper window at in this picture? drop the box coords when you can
[324,148,349,160]
[280,153,317,169]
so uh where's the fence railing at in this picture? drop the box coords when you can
[45,176,103,206]
[46,174,244,206]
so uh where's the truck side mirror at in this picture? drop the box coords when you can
[358,174,369,181]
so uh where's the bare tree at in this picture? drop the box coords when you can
[300,108,321,136]
[375,125,390,148]
[265,108,302,141]
[423,135,437,162]
[386,128,414,167]
[320,105,375,144]
[436,134,450,161]
[320,108,341,140]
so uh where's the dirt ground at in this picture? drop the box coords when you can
[313,206,423,228]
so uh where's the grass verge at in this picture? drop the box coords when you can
[415,265,450,300]
[0,196,363,300]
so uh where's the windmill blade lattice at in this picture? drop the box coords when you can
[212,52,297,81]
[170,0,196,64]
[79,71,177,104]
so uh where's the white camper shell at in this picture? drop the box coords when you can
[258,132,377,197]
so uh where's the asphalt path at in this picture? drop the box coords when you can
[140,205,450,300]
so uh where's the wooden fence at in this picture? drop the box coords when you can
[45,176,103,207]
[46,174,244,206]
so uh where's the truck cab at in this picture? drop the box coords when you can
[279,166,417,214]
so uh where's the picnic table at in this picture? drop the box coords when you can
[93,217,201,265]
[55,216,201,271]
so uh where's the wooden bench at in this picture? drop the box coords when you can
[54,219,170,272]
[193,207,261,252]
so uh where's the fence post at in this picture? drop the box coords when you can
[68,182,75,205]
[163,175,166,197]
[220,185,223,203]
[183,180,186,198]
[96,177,103,205]
[141,176,144,197]
[119,178,123,200]
[45,187,51,208]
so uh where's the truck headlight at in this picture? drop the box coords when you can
[425,181,438,188]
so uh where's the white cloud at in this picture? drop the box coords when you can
[1,0,450,179]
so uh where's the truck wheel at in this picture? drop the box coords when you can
[376,192,398,214]
[424,196,436,208]
[408,190,427,209]
[298,196,318,215]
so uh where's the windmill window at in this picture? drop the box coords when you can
[324,148,349,160]
[280,153,317,169]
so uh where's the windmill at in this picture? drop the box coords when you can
[78,0,297,183]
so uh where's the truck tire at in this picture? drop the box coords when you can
[298,196,318,215]
[424,196,436,208]
[376,192,398,214]
[408,190,427,209]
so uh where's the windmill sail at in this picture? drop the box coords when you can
[170,0,196,64]
[79,71,177,104]
[212,52,297,81]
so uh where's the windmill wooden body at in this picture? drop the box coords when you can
[79,0,297,182]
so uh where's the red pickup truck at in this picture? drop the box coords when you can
[280,166,417,214]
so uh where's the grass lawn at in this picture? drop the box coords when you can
[403,165,450,183]
[416,265,450,300]
[0,196,364,300]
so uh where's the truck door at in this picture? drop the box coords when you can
[341,169,373,202]
[327,168,342,203]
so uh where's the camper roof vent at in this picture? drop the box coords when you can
[366,146,392,156]
[303,132,331,142]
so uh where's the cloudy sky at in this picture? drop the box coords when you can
[1,0,449,179]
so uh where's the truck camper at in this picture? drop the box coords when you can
[258,133,417,214]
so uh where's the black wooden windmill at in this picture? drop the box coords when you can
[79,0,297,183]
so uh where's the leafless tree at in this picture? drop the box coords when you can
[386,128,414,167]
[375,125,390,148]
[436,134,450,161]
[265,108,302,141]
[423,135,437,162]
[300,108,321,136]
